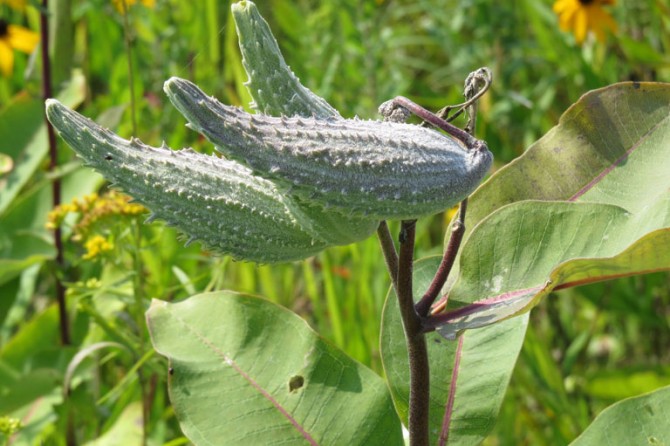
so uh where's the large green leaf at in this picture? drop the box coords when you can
[466,82,670,226]
[570,385,670,445]
[380,257,528,446]
[434,82,670,338]
[147,292,403,446]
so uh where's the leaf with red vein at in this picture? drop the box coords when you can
[148,292,403,446]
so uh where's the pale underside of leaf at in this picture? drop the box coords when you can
[434,83,670,338]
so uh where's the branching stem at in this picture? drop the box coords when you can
[377,68,491,446]
[415,199,468,317]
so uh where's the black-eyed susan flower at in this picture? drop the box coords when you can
[0,19,39,76]
[111,0,155,14]
[553,0,617,44]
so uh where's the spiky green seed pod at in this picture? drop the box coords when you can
[164,77,493,220]
[231,1,340,119]
[231,0,378,240]
[45,99,335,263]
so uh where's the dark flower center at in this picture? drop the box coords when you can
[579,0,595,4]
[0,19,9,37]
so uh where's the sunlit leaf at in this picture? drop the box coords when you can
[147,292,403,446]
[83,402,143,446]
[570,385,670,445]
[435,83,670,338]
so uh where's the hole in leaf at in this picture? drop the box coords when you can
[288,375,304,393]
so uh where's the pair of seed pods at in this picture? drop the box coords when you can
[45,79,491,262]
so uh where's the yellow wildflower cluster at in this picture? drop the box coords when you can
[0,415,21,437]
[47,190,145,260]
[82,235,114,260]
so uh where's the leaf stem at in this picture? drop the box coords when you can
[417,67,490,318]
[383,96,480,151]
[415,199,468,317]
[120,0,138,136]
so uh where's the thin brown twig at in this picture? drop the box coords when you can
[41,0,71,348]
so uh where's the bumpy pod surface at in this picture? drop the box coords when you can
[231,0,378,240]
[231,1,340,119]
[164,77,494,220]
[45,99,337,263]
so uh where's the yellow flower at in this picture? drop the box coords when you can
[553,0,617,44]
[0,0,27,12]
[0,19,39,76]
[83,234,114,260]
[47,190,145,237]
[111,0,156,14]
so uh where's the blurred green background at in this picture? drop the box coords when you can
[1,0,669,444]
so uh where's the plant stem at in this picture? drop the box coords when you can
[41,4,75,445]
[383,96,479,151]
[41,0,71,348]
[415,200,468,317]
[376,221,398,286]
[120,0,138,136]
[397,220,430,446]
[417,67,490,317]
[132,218,149,446]
[121,2,145,441]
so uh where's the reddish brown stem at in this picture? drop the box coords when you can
[377,221,399,287]
[415,199,468,317]
[41,0,71,347]
[384,96,483,152]
[397,221,430,446]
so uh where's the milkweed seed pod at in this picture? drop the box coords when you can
[231,1,341,120]
[45,99,333,263]
[231,0,378,241]
[164,77,493,220]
